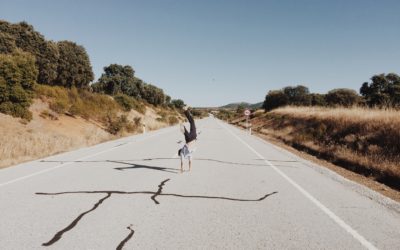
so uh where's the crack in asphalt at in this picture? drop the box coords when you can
[36,179,277,247]
[161,191,277,202]
[37,190,277,202]
[41,193,112,246]
[116,224,135,250]
[151,178,170,204]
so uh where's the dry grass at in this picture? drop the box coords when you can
[272,106,400,126]
[251,106,400,189]
[34,84,121,123]
[0,105,112,168]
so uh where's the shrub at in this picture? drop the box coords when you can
[49,99,69,114]
[114,94,135,111]
[0,50,38,120]
[263,90,288,111]
[114,93,145,113]
[171,99,185,109]
[34,84,70,113]
[325,88,361,107]
[35,84,121,121]
[215,109,236,121]
[168,116,179,125]
[310,93,327,106]
[105,114,137,135]
[283,85,311,106]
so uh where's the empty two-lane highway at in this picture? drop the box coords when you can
[1,117,399,249]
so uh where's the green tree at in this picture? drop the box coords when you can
[310,93,327,106]
[0,20,59,84]
[0,49,38,120]
[55,41,93,88]
[93,64,168,106]
[325,88,361,107]
[263,90,288,111]
[360,73,400,108]
[283,85,311,106]
[171,99,185,109]
[92,64,141,97]
[141,83,165,105]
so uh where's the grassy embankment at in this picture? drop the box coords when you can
[0,85,182,168]
[239,106,400,189]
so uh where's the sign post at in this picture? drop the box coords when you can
[244,109,251,135]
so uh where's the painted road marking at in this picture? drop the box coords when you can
[217,120,377,250]
[0,128,174,188]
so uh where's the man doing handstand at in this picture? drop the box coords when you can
[178,106,197,172]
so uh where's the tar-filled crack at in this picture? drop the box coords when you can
[41,192,111,246]
[37,179,277,247]
[151,178,170,204]
[116,224,135,250]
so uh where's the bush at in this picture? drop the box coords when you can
[215,109,236,121]
[49,99,69,114]
[283,85,311,106]
[191,108,207,118]
[325,88,361,107]
[106,114,137,135]
[114,94,136,111]
[168,116,179,125]
[35,84,121,121]
[0,50,38,120]
[34,84,70,114]
[114,94,145,113]
[171,99,185,109]
[263,90,288,111]
[310,93,327,106]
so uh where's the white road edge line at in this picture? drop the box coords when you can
[0,128,173,188]
[217,120,377,250]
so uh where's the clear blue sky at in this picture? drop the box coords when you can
[1,0,399,107]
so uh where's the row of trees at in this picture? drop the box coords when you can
[0,20,94,87]
[91,64,184,107]
[263,73,400,111]
[0,20,182,120]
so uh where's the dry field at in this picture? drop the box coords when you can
[248,106,400,189]
[0,100,112,168]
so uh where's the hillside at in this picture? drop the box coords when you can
[220,101,263,109]
[0,93,183,169]
[231,106,400,191]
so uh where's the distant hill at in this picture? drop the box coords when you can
[220,102,263,110]
[250,102,263,109]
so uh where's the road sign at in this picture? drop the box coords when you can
[244,109,251,116]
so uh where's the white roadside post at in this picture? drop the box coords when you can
[244,109,251,135]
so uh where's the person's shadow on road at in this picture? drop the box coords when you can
[110,160,179,173]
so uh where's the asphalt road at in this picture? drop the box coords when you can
[1,117,400,250]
